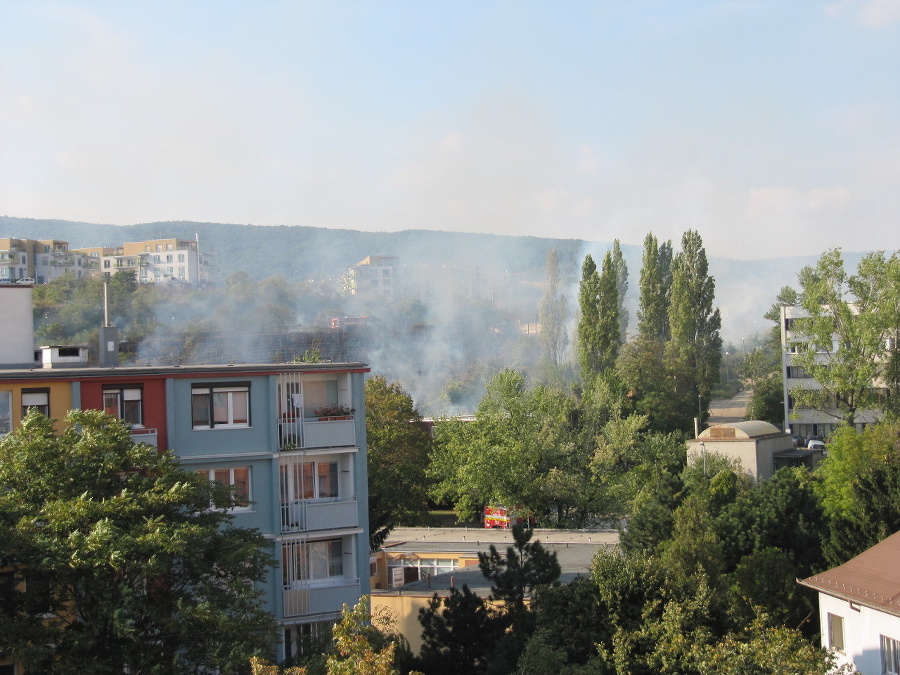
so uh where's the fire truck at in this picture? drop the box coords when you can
[483,506,536,529]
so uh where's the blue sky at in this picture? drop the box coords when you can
[1,0,899,259]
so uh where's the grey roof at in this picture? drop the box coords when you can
[699,420,784,440]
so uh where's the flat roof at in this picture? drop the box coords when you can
[0,361,370,381]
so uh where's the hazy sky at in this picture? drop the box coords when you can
[2,1,899,260]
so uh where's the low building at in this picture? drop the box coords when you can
[799,531,900,675]
[686,420,822,481]
[370,527,617,653]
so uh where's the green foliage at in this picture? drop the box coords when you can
[327,597,399,675]
[666,230,723,429]
[791,249,899,426]
[578,254,603,380]
[611,240,629,344]
[637,233,670,343]
[365,375,433,548]
[538,248,568,368]
[415,585,506,675]
[0,409,277,674]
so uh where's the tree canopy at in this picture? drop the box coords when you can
[0,409,277,674]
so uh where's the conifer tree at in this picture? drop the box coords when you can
[577,254,602,379]
[636,233,668,341]
[611,240,629,342]
[597,251,622,373]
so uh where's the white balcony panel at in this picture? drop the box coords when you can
[302,418,355,448]
[129,428,158,449]
[283,580,361,619]
[281,499,359,534]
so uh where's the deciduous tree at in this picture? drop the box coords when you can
[0,409,277,674]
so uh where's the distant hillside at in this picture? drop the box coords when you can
[0,215,867,341]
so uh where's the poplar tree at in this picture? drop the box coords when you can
[666,230,722,426]
[577,255,602,379]
[611,240,629,343]
[636,233,668,341]
[597,251,622,374]
[538,249,568,367]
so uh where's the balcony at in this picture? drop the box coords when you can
[129,427,158,449]
[283,580,361,619]
[281,498,359,534]
[279,417,356,450]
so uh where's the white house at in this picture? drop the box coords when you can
[799,530,900,674]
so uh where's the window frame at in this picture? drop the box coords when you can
[280,460,340,502]
[21,388,49,418]
[196,466,252,509]
[191,383,251,429]
[883,634,900,675]
[282,538,344,584]
[827,612,844,652]
[102,385,143,425]
[0,390,11,436]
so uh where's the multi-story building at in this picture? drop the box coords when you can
[96,237,210,285]
[780,305,883,438]
[0,284,370,664]
[344,255,399,299]
[1,238,89,283]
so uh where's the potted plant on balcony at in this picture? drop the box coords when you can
[312,403,353,421]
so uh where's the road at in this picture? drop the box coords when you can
[707,387,751,425]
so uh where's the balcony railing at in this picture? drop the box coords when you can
[281,498,359,534]
[129,427,158,449]
[283,580,361,619]
[279,417,356,450]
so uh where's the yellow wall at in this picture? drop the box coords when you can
[1,381,73,434]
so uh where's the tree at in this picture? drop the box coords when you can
[611,239,629,343]
[429,370,579,525]
[577,254,602,379]
[790,249,891,427]
[596,252,622,375]
[415,585,506,675]
[365,376,433,549]
[538,249,568,368]
[636,233,669,342]
[666,230,723,428]
[0,409,277,674]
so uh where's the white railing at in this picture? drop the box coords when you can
[129,427,158,449]
[281,498,359,534]
[278,417,356,450]
[283,580,361,619]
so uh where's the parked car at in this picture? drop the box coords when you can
[16,277,35,285]
[807,439,826,451]
[0,278,12,284]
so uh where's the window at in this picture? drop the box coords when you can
[166,243,173,250]
[197,467,251,507]
[283,539,343,583]
[156,244,162,251]
[0,391,10,436]
[21,389,49,417]
[280,460,339,501]
[192,384,250,428]
[178,253,185,263]
[153,255,160,263]
[301,380,338,418]
[166,254,173,263]
[178,267,185,279]
[828,613,844,651]
[884,635,900,675]
[103,386,142,425]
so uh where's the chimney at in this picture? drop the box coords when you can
[98,276,119,367]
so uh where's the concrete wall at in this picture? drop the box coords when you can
[0,285,34,368]
[818,592,900,674]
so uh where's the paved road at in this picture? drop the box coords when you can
[707,387,751,425]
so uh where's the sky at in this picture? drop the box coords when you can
[1,0,899,260]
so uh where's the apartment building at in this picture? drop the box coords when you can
[780,305,883,438]
[344,255,400,299]
[0,285,370,664]
[1,238,88,283]
[95,237,210,285]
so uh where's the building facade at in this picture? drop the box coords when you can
[93,237,210,285]
[780,305,884,438]
[344,255,400,299]
[800,531,900,675]
[0,351,370,664]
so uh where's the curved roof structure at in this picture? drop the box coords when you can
[698,420,783,440]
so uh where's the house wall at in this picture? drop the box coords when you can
[818,592,900,675]
[0,285,34,368]
[79,377,170,450]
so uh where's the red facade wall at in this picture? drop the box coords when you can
[79,377,168,451]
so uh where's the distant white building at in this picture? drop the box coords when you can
[344,255,399,299]
[780,305,884,438]
[95,237,210,285]
[799,531,900,675]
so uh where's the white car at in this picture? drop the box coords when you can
[16,278,35,285]
[807,439,826,451]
